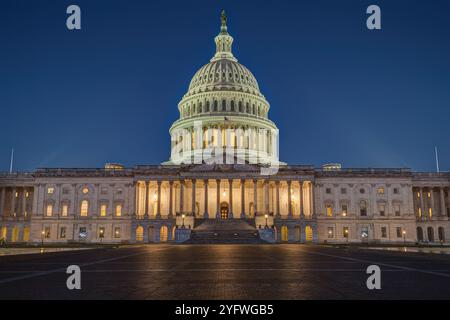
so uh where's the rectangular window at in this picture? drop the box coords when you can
[418,207,422,217]
[79,227,87,239]
[99,227,105,238]
[379,204,385,216]
[341,204,348,216]
[115,204,122,217]
[325,188,331,194]
[396,227,402,238]
[62,188,69,195]
[61,204,68,216]
[100,204,107,217]
[394,205,400,216]
[101,188,108,195]
[377,187,385,195]
[46,204,53,217]
[80,201,88,216]
[326,205,333,217]
[429,207,432,218]
[114,227,121,238]
[341,188,347,194]
[60,227,66,239]
[343,227,349,238]
[381,227,387,238]
[44,226,51,239]
[47,187,54,194]
[393,188,400,194]
[327,227,334,238]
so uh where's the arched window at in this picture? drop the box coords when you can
[417,227,423,242]
[305,226,313,242]
[80,200,89,216]
[281,226,288,242]
[136,226,144,242]
[214,100,218,111]
[11,227,19,242]
[230,100,235,111]
[427,227,434,242]
[100,204,107,217]
[206,101,210,112]
[238,101,242,112]
[246,102,249,113]
[360,200,367,216]
[23,227,30,242]
[222,99,226,111]
[438,227,445,242]
[160,226,168,242]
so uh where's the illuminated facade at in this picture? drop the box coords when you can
[0,12,449,245]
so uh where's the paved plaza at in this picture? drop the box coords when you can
[0,244,450,299]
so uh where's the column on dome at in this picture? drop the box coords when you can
[203,179,209,218]
[228,179,233,218]
[240,179,245,218]
[216,179,220,219]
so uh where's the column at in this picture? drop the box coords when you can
[144,181,150,218]
[180,180,185,213]
[11,187,16,218]
[440,187,446,217]
[203,179,209,218]
[264,180,269,214]
[429,188,434,219]
[169,181,174,218]
[287,181,293,218]
[156,180,161,218]
[253,179,258,217]
[191,179,196,217]
[22,187,27,218]
[419,188,424,219]
[310,182,316,219]
[228,179,233,218]
[275,181,280,218]
[216,179,220,219]
[299,181,304,219]
[0,187,5,218]
[240,179,245,218]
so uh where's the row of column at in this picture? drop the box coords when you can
[138,179,314,219]
[0,187,31,219]
[418,187,448,219]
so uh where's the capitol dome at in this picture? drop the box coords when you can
[165,11,281,166]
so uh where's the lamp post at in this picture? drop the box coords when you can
[264,214,268,228]
[41,230,45,247]
[182,214,185,228]
[402,230,406,245]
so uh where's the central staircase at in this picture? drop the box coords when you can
[186,219,265,244]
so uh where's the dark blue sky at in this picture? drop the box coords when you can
[1,0,449,171]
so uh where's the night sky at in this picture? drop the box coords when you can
[1,0,449,172]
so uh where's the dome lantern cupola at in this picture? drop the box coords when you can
[211,10,237,62]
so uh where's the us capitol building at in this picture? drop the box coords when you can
[1,12,449,245]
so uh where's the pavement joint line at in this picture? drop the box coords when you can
[296,247,450,279]
[0,247,170,285]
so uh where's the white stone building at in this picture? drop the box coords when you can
[0,12,449,245]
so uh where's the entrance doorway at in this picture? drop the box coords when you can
[220,202,229,219]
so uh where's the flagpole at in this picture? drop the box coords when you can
[9,148,14,173]
[435,146,440,173]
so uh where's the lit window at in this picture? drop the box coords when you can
[115,204,122,217]
[80,200,89,216]
[26,192,29,197]
[47,188,54,194]
[99,227,105,239]
[44,227,51,239]
[100,204,107,217]
[114,227,121,238]
[427,192,431,198]
[343,227,349,238]
[46,204,53,217]
[417,192,420,198]
[418,207,422,217]
[429,207,432,218]
[62,204,68,216]
[82,187,89,194]
[326,205,333,217]
[327,227,334,238]
[341,204,348,216]
[377,187,385,195]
